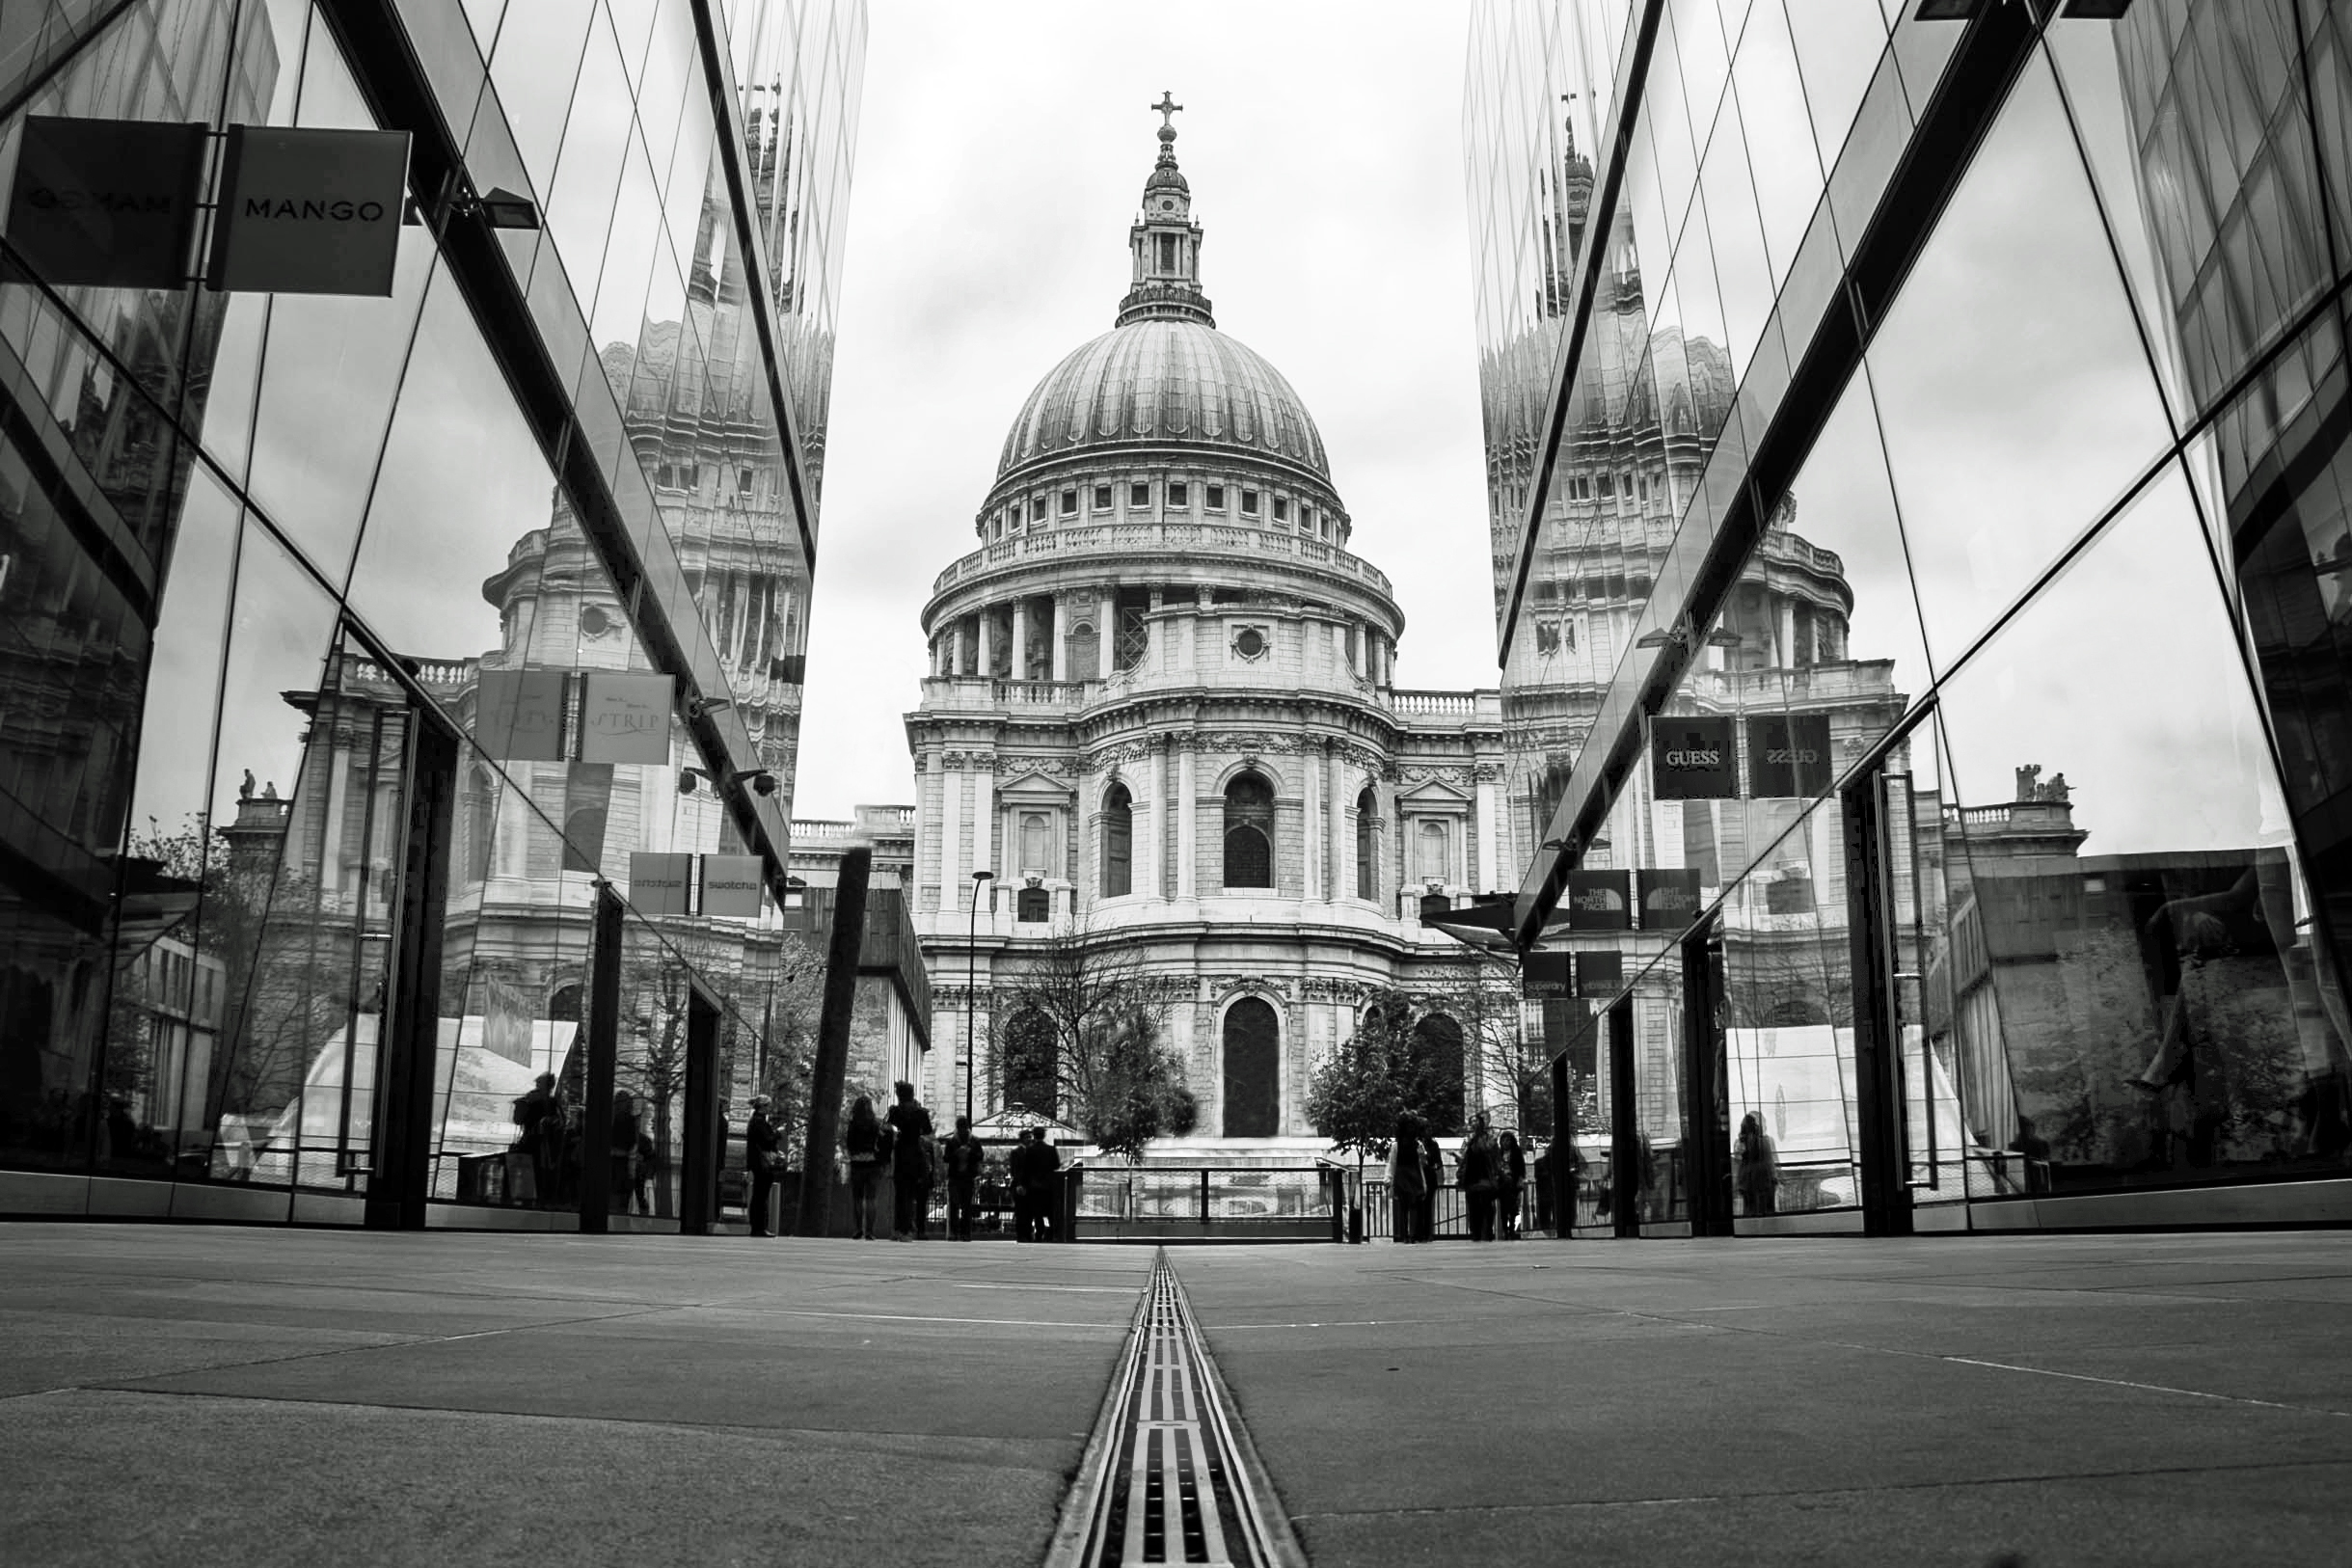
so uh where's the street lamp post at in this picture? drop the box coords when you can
[967,870,993,1123]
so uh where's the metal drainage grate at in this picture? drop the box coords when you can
[1047,1253,1302,1568]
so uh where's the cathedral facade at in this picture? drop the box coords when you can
[904,114,1512,1145]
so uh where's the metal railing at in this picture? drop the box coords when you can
[1070,1164,1342,1240]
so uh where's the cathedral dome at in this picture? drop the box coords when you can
[996,318,1330,482]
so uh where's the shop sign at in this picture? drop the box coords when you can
[474,667,567,761]
[699,854,766,919]
[579,671,674,764]
[1638,867,1703,928]
[1563,869,1632,931]
[629,852,693,916]
[6,117,207,288]
[1650,715,1739,799]
[1745,712,1833,798]
[1522,950,1574,1000]
[1575,950,1623,997]
[208,125,409,295]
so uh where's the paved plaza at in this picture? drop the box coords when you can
[5,1226,2350,1566]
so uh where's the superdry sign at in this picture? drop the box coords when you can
[1650,715,1739,799]
[5,117,207,288]
[207,126,409,295]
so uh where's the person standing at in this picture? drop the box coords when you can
[513,1072,563,1207]
[1497,1129,1528,1239]
[1418,1123,1445,1241]
[1388,1114,1424,1243]
[1008,1129,1036,1242]
[885,1080,933,1241]
[610,1091,648,1216]
[1030,1131,1064,1242]
[1459,1117,1500,1242]
[743,1095,781,1236]
[943,1115,985,1240]
[844,1095,884,1239]
[1736,1112,1780,1217]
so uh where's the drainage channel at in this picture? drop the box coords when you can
[1045,1251,1305,1568]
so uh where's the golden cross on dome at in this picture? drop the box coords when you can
[1151,92,1182,131]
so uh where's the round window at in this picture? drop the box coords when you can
[579,606,611,636]
[1161,200,1176,211]
[1234,628,1266,660]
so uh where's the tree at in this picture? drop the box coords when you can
[1304,1000,1407,1179]
[992,916,1182,1162]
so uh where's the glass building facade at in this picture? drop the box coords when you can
[1469,0,2352,1231]
[0,0,866,1226]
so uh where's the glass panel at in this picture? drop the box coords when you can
[1867,52,2175,677]
[1626,952,1686,1225]
[542,6,633,311]
[1782,0,1888,182]
[486,0,596,198]
[196,521,348,1190]
[1729,0,1825,291]
[1936,464,2351,1194]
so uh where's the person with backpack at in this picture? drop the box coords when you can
[885,1080,934,1241]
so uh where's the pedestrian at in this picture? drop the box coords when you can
[1460,1116,1499,1241]
[743,1094,781,1235]
[1736,1112,1780,1217]
[1009,1128,1038,1242]
[886,1080,933,1240]
[1418,1122,1444,1241]
[513,1071,564,1207]
[1029,1129,1063,1242]
[609,1091,645,1215]
[1388,1114,1424,1243]
[943,1114,984,1240]
[845,1094,884,1239]
[1497,1128,1528,1239]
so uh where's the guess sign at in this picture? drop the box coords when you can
[1746,713,1833,798]
[1650,716,1739,799]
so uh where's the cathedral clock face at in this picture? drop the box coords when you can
[1161,200,1176,211]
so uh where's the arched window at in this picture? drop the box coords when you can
[1355,787,1377,901]
[1409,1013,1466,1135]
[1223,771,1274,889]
[1102,784,1132,897]
[1221,996,1279,1137]
[1002,1009,1057,1118]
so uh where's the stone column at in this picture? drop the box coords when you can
[1145,741,1167,899]
[1009,596,1028,681]
[1303,744,1322,901]
[1778,599,1797,668]
[938,756,963,912]
[971,754,996,887]
[1348,623,1364,678]
[1330,745,1349,902]
[1176,741,1197,900]
[1051,593,1068,683]
[975,607,993,681]
[1475,764,1500,895]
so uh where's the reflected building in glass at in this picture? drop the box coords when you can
[1469,0,2352,1233]
[0,0,870,1228]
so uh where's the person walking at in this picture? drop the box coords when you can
[1388,1114,1424,1243]
[845,1094,884,1240]
[886,1080,934,1241]
[943,1114,985,1240]
[1497,1128,1528,1239]
[1736,1111,1780,1217]
[1460,1117,1500,1242]
[743,1094,781,1236]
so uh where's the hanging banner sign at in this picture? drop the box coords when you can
[1745,712,1834,798]
[628,852,693,916]
[1650,714,1740,799]
[1575,950,1623,997]
[1522,950,1574,1000]
[207,125,409,295]
[699,854,766,919]
[1638,867,1703,929]
[473,668,568,761]
[1563,870,1632,931]
[6,117,208,288]
[579,671,674,764]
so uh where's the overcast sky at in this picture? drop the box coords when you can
[794,1,1495,822]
